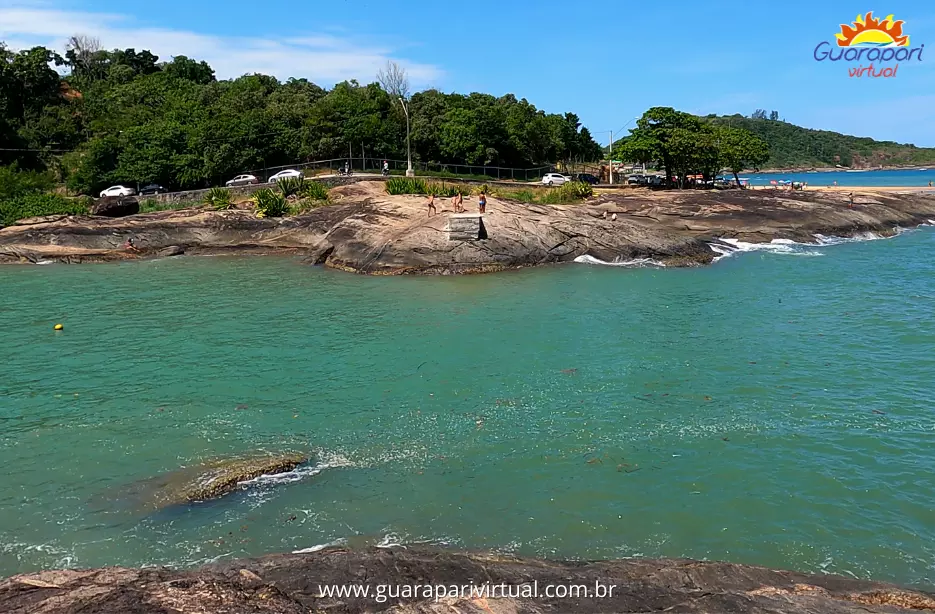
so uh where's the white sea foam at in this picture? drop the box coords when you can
[573,255,666,267]
[708,238,824,261]
[293,538,347,554]
[812,231,888,245]
[240,451,356,488]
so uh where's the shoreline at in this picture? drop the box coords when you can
[2,183,934,273]
[2,546,934,613]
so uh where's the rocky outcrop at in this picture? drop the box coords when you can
[90,196,140,217]
[1,183,934,272]
[2,547,934,613]
[108,453,308,512]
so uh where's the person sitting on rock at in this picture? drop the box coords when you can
[123,237,140,252]
[426,194,436,217]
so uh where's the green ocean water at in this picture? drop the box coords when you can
[1,228,934,587]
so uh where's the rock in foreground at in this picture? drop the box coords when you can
[1,547,933,613]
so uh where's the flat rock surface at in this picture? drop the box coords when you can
[2,183,934,272]
[1,547,934,613]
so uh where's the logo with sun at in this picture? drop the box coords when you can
[836,12,910,47]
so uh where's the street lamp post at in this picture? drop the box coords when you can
[399,96,413,177]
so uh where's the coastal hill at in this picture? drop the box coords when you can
[705,115,935,170]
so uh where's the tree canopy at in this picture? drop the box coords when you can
[0,42,603,194]
[615,107,769,186]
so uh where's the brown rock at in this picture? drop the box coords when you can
[2,547,934,613]
[2,181,935,272]
[91,196,140,217]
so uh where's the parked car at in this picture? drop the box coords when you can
[268,169,303,183]
[225,174,259,187]
[572,173,600,185]
[139,183,167,195]
[541,173,571,186]
[99,185,136,198]
[626,174,644,185]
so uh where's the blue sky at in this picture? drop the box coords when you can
[2,0,934,145]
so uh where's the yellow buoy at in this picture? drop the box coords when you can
[53,324,63,331]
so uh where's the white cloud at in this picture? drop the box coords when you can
[0,4,443,86]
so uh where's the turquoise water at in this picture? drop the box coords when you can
[2,229,935,588]
[747,168,935,187]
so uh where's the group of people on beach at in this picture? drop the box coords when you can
[425,191,486,217]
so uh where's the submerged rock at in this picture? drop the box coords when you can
[155,245,184,257]
[2,547,934,613]
[117,453,308,512]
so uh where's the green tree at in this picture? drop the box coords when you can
[718,126,769,186]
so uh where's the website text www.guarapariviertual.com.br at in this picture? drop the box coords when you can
[318,580,618,603]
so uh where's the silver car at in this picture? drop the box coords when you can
[542,173,571,186]
[225,174,259,187]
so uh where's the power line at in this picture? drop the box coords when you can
[0,147,74,152]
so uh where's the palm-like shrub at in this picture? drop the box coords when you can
[277,177,305,198]
[202,187,233,210]
[299,180,330,200]
[253,188,289,217]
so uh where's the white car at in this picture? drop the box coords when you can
[225,174,259,187]
[268,169,303,183]
[99,185,136,198]
[542,173,571,186]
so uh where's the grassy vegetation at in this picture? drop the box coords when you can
[386,177,592,204]
[385,177,469,197]
[496,182,593,204]
[0,193,90,226]
[387,169,539,182]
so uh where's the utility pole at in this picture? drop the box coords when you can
[608,131,614,185]
[400,97,413,177]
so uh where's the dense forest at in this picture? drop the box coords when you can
[0,39,602,195]
[707,113,935,169]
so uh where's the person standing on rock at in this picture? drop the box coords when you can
[848,193,854,208]
[478,192,487,214]
[452,192,464,213]
[426,193,436,216]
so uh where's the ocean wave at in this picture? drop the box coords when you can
[573,255,666,268]
[239,451,356,488]
[708,238,824,261]
[293,538,347,554]
[812,231,891,245]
